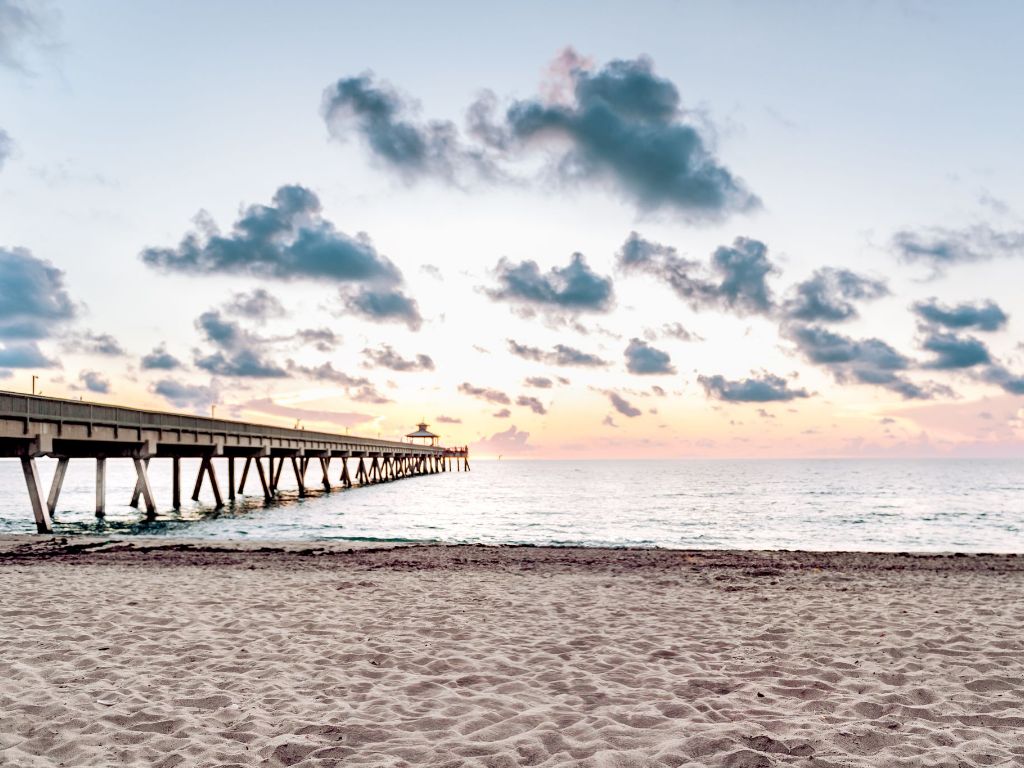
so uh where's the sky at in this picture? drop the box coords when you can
[1,0,1023,458]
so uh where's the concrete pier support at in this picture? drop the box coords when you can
[95,457,106,517]
[172,457,181,509]
[20,457,52,533]
[254,457,272,500]
[228,458,236,502]
[133,457,157,517]
[291,456,306,496]
[193,457,224,508]
[47,457,69,517]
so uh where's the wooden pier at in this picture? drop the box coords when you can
[0,391,469,533]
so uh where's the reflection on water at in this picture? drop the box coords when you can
[0,458,1021,552]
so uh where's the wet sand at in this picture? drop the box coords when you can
[1,536,1022,767]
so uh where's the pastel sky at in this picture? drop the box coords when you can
[2,0,1023,458]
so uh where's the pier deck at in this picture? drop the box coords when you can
[0,391,468,533]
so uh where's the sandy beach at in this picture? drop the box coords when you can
[1,537,1022,767]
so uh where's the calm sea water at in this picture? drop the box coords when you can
[0,458,1021,552]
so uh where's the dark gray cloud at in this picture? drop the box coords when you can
[341,286,422,331]
[982,365,1024,395]
[141,345,182,371]
[516,395,547,415]
[784,324,934,399]
[782,268,888,323]
[698,372,810,403]
[0,247,77,340]
[471,50,758,219]
[506,338,608,367]
[293,328,339,352]
[459,382,511,405]
[609,392,642,418]
[226,288,286,321]
[152,378,217,411]
[78,370,110,394]
[524,376,553,388]
[913,298,1008,332]
[322,73,490,183]
[617,232,776,316]
[488,252,613,314]
[140,185,402,286]
[921,331,992,370]
[0,128,10,170]
[194,310,286,378]
[0,342,55,368]
[362,344,434,372]
[436,415,462,424]
[624,338,675,375]
[892,224,1024,271]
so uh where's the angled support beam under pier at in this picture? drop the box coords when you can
[340,457,352,488]
[291,456,307,496]
[320,457,332,491]
[193,457,224,508]
[254,457,272,501]
[47,456,69,517]
[238,457,251,494]
[133,457,157,517]
[20,457,52,534]
[129,458,150,507]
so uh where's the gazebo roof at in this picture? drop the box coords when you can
[406,422,438,439]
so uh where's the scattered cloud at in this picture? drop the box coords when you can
[141,344,182,371]
[293,328,339,352]
[470,49,758,219]
[77,370,110,394]
[0,128,11,170]
[141,185,403,285]
[624,337,675,375]
[152,378,217,411]
[524,376,553,388]
[0,0,54,72]
[698,372,810,403]
[913,298,1008,332]
[194,310,286,378]
[340,286,422,330]
[650,322,700,342]
[892,224,1024,272]
[507,338,608,367]
[781,268,888,323]
[921,331,992,370]
[0,247,77,340]
[0,342,56,368]
[516,395,547,415]
[487,252,613,314]
[981,365,1024,395]
[286,360,391,404]
[617,232,776,316]
[226,288,286,321]
[362,344,434,371]
[493,408,511,418]
[64,331,125,357]
[473,424,532,454]
[459,382,511,405]
[436,414,461,424]
[242,397,374,429]
[609,392,642,417]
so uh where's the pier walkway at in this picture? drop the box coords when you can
[0,391,469,533]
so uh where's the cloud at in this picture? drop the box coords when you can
[524,376,553,388]
[617,232,776,316]
[0,342,55,368]
[624,338,675,374]
[64,331,125,357]
[362,344,434,371]
[0,0,51,72]
[322,72,490,184]
[982,366,1024,395]
[698,372,810,403]
[602,415,618,428]
[506,338,608,367]
[340,286,422,330]
[152,378,217,411]
[654,322,700,342]
[194,310,286,378]
[921,331,992,370]
[473,425,532,454]
[141,344,182,371]
[781,268,888,323]
[516,395,547,415]
[459,382,511,405]
[286,360,391,404]
[892,224,1024,271]
[487,252,613,314]
[78,370,110,394]
[436,415,461,424]
[493,408,511,418]
[784,324,935,400]
[913,298,1008,332]
[471,49,758,219]
[226,288,286,321]
[293,328,339,352]
[0,247,77,340]
[0,128,10,170]
[609,392,642,417]
[242,398,374,429]
[140,185,402,285]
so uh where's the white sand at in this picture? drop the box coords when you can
[1,538,1022,767]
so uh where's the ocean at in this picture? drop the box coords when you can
[0,457,1021,552]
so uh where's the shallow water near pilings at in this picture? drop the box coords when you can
[0,458,1021,552]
